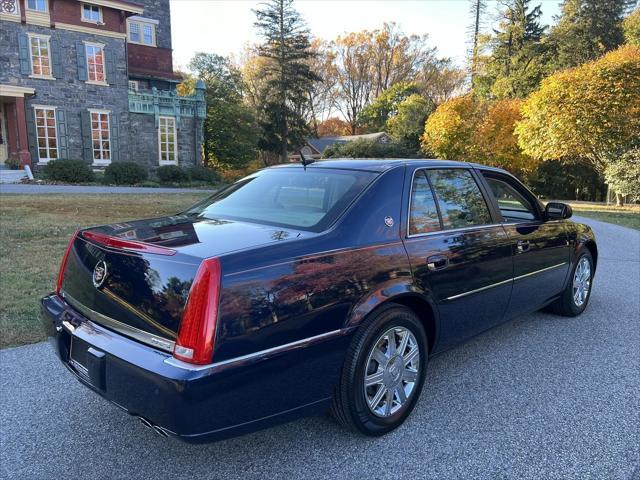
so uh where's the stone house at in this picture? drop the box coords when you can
[0,0,205,171]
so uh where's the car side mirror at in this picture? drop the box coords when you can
[545,202,572,220]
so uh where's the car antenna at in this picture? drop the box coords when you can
[300,150,314,169]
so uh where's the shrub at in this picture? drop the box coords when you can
[157,165,189,183]
[323,138,420,159]
[104,162,147,185]
[187,166,220,183]
[43,159,94,183]
[5,157,21,170]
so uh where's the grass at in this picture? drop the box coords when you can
[562,201,640,230]
[0,193,209,349]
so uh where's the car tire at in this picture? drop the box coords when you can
[548,249,594,317]
[331,303,428,436]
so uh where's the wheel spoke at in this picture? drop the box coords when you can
[384,388,394,416]
[396,385,407,404]
[372,348,387,366]
[403,346,419,366]
[398,329,410,356]
[365,370,384,387]
[368,385,387,409]
[403,368,418,383]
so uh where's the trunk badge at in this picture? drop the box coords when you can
[92,261,108,288]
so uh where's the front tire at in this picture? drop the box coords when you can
[331,304,428,436]
[549,249,594,316]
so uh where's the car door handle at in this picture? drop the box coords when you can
[516,240,530,253]
[426,255,449,271]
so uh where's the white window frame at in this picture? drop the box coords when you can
[158,116,177,165]
[32,105,59,164]
[81,3,103,24]
[89,109,111,165]
[26,0,47,13]
[127,17,157,47]
[27,33,53,79]
[84,41,107,85]
[128,80,139,91]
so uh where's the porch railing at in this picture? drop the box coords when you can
[128,87,205,127]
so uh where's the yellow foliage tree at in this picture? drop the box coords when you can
[515,45,640,174]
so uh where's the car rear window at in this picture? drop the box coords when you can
[186,168,377,232]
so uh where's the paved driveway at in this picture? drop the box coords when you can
[1,217,638,480]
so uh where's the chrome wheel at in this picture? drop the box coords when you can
[572,256,591,307]
[364,326,420,418]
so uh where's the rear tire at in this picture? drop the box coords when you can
[548,249,594,317]
[331,304,428,436]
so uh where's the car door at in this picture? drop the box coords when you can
[478,170,571,320]
[402,167,513,352]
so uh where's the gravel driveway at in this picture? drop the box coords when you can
[1,217,638,480]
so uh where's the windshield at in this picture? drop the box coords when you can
[186,167,378,232]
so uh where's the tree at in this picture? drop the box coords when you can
[305,39,338,136]
[416,57,467,105]
[605,148,640,205]
[253,0,320,162]
[188,53,259,168]
[331,31,376,135]
[358,81,421,132]
[623,8,640,46]
[477,0,549,99]
[515,45,640,174]
[387,95,434,152]
[549,0,633,69]
[421,95,485,159]
[316,117,351,136]
[468,0,487,87]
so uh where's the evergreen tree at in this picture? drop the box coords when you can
[468,0,487,87]
[253,0,320,163]
[479,0,548,98]
[550,0,634,69]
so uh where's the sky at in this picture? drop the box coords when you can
[170,0,563,70]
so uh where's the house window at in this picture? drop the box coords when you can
[29,35,51,77]
[26,0,47,12]
[85,43,105,83]
[90,110,111,163]
[0,0,20,15]
[127,19,156,46]
[158,117,177,164]
[128,80,139,91]
[34,107,58,162]
[81,4,102,23]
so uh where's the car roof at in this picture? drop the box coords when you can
[270,158,506,174]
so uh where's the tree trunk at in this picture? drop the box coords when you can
[615,192,625,207]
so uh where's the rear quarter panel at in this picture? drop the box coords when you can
[214,166,413,363]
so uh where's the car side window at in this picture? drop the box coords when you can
[409,170,441,235]
[483,175,537,222]
[426,169,492,230]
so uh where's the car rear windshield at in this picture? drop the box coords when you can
[186,168,378,232]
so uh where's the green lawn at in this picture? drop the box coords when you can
[0,193,209,349]
[562,201,640,230]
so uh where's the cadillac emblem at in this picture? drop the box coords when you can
[92,261,108,288]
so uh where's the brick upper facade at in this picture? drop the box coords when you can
[0,0,204,171]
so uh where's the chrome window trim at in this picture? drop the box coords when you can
[164,328,348,372]
[406,166,497,239]
[443,262,568,301]
[62,291,176,353]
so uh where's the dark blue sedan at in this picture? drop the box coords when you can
[41,159,597,442]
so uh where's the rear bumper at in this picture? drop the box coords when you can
[41,294,349,442]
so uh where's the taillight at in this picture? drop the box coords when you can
[173,258,221,365]
[81,231,176,256]
[56,230,79,294]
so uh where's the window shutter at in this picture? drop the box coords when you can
[25,108,39,162]
[80,111,93,162]
[109,113,119,162]
[51,38,63,79]
[105,48,116,85]
[18,33,31,75]
[76,42,87,81]
[56,110,69,159]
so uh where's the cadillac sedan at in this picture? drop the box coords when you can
[41,159,597,442]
